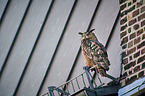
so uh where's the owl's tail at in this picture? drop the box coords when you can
[96,66,106,77]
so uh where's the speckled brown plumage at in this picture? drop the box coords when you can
[79,29,110,77]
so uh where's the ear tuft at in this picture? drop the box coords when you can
[89,29,95,32]
[78,32,83,35]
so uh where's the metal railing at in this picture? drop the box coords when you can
[42,71,86,96]
[42,65,119,96]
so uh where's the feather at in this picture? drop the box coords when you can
[79,30,110,76]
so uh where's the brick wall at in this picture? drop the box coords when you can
[120,0,145,86]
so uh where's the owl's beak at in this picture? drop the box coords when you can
[78,32,83,35]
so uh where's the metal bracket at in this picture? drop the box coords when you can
[83,66,94,89]
[85,65,120,85]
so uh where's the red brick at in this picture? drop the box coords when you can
[128,27,131,33]
[134,66,140,72]
[119,0,126,4]
[142,62,145,69]
[126,78,129,85]
[129,70,132,75]
[141,6,145,13]
[128,14,132,20]
[133,24,139,30]
[128,5,135,12]
[123,72,127,76]
[128,2,132,6]
[142,34,145,40]
[126,75,137,85]
[120,3,126,11]
[129,32,136,40]
[129,18,137,26]
[121,36,128,45]
[120,31,127,38]
[121,24,127,31]
[137,41,145,49]
[127,47,136,55]
[138,13,145,21]
[137,29,143,36]
[141,48,145,54]
[141,20,145,27]
[128,41,133,48]
[124,61,136,70]
[122,51,127,58]
[137,55,145,63]
[132,9,139,17]
[122,44,127,49]
[130,75,137,82]
[121,10,128,17]
[134,37,140,45]
[133,0,136,3]
[139,71,144,77]
[120,16,127,25]
[129,55,133,60]
[122,58,128,65]
[121,5,135,17]
[137,1,143,7]
[134,51,140,58]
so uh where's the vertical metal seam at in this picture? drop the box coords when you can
[36,0,78,95]
[0,0,32,78]
[0,0,11,26]
[65,0,101,85]
[105,11,120,49]
[13,0,55,95]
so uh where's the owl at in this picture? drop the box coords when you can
[79,29,110,77]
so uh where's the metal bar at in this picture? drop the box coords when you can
[48,87,54,96]
[94,67,103,85]
[57,88,61,96]
[91,65,117,81]
[53,72,85,91]
[61,86,65,96]
[76,78,80,89]
[88,71,97,87]
[65,84,70,94]
[43,73,88,96]
[106,74,117,81]
[71,81,75,92]
[52,91,54,96]
[84,67,94,89]
[120,53,123,77]
[41,92,49,96]
[81,74,86,87]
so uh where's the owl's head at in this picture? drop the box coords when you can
[79,29,97,40]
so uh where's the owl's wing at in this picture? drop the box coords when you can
[81,39,110,70]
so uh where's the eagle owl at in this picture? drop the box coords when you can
[79,29,110,77]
